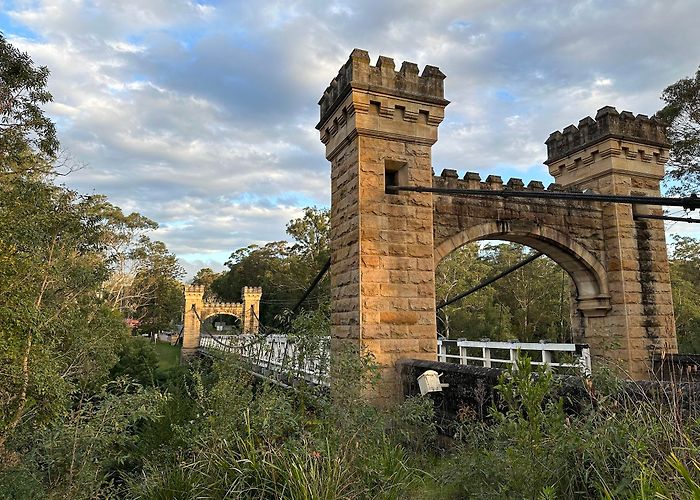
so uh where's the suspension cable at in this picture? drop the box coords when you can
[386,185,700,210]
[291,258,331,314]
[437,252,544,310]
[633,214,700,223]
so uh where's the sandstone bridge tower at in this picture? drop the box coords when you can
[181,285,263,359]
[317,49,677,405]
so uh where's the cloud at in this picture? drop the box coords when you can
[3,0,700,275]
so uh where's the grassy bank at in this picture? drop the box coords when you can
[154,341,180,371]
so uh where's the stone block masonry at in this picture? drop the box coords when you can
[181,285,262,360]
[545,107,676,379]
[318,49,448,406]
[319,49,678,405]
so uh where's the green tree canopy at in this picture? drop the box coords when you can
[212,207,330,324]
[192,267,219,288]
[669,236,700,353]
[435,243,573,342]
[0,32,58,174]
[0,35,183,456]
[657,66,700,193]
[0,177,128,450]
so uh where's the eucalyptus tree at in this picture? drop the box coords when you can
[657,66,700,194]
[0,32,58,176]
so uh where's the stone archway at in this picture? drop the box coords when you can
[181,285,262,358]
[317,49,677,404]
[434,221,610,319]
[200,312,242,333]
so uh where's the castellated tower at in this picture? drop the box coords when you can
[180,285,262,361]
[317,49,449,406]
[182,284,205,358]
[545,107,677,378]
[242,286,263,333]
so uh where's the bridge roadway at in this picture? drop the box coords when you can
[198,333,591,387]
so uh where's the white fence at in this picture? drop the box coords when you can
[200,333,330,386]
[201,334,591,383]
[437,338,591,375]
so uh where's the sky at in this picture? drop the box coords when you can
[2,0,699,277]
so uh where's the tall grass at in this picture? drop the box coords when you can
[420,357,700,499]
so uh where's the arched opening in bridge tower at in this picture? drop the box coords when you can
[435,242,577,343]
[200,313,241,335]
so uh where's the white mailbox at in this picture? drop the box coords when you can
[417,370,448,395]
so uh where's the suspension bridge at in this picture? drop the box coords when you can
[179,48,700,406]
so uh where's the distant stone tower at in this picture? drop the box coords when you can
[317,49,449,405]
[545,108,677,378]
[181,285,263,359]
[241,286,263,333]
[182,285,205,358]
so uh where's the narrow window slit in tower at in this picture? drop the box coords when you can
[385,160,407,195]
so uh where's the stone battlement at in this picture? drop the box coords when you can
[318,48,448,128]
[545,106,668,165]
[203,301,241,308]
[433,169,584,193]
[184,284,205,293]
[241,286,263,295]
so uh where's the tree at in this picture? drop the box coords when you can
[94,202,184,333]
[485,244,572,342]
[0,177,128,452]
[192,267,220,301]
[212,241,293,323]
[657,67,700,193]
[129,240,184,334]
[285,206,330,265]
[435,243,504,339]
[0,36,182,457]
[192,268,219,288]
[669,236,700,353]
[0,32,59,174]
[434,243,573,342]
[212,207,331,323]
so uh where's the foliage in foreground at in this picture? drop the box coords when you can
[1,335,699,499]
[425,358,700,499]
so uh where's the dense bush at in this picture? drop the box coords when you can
[2,343,699,499]
[421,358,700,499]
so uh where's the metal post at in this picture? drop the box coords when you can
[580,347,592,376]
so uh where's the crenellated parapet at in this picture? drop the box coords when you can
[241,286,263,299]
[545,106,670,188]
[545,106,669,165]
[433,168,586,194]
[318,48,448,128]
[202,301,242,309]
[184,284,205,295]
[317,49,449,159]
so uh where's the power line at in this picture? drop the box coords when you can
[437,252,544,310]
[386,185,700,210]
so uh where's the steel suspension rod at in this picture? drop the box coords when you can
[437,251,544,310]
[291,258,331,314]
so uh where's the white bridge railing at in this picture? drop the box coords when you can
[438,338,591,375]
[201,334,591,382]
[200,333,330,386]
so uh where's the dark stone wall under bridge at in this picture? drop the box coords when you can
[399,359,700,428]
